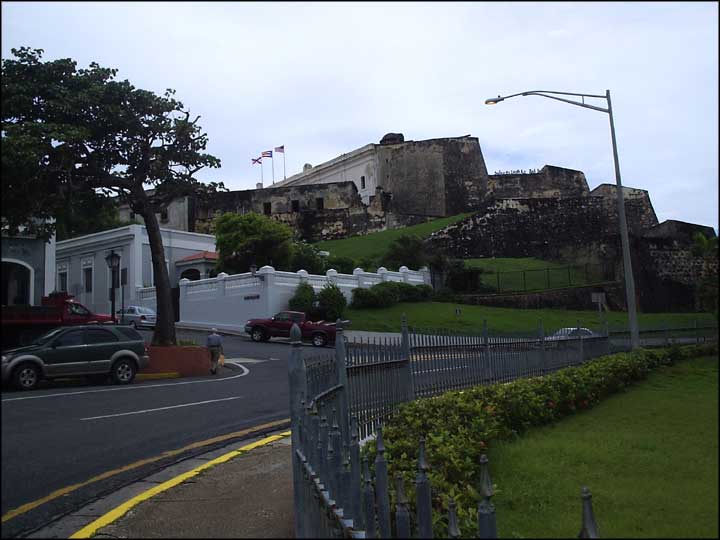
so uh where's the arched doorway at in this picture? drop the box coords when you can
[2,260,32,306]
[180,268,201,281]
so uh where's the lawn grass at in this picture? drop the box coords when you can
[488,355,719,538]
[345,301,718,334]
[464,257,564,273]
[314,212,473,261]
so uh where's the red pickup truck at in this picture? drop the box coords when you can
[244,311,348,347]
[1,293,114,349]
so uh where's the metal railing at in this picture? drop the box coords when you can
[479,262,614,293]
[287,319,616,537]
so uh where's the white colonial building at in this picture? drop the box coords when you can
[55,225,216,314]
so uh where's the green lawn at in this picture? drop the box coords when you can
[488,355,719,538]
[464,257,564,273]
[314,212,472,261]
[345,301,718,334]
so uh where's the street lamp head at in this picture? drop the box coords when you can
[105,250,121,269]
[485,96,504,105]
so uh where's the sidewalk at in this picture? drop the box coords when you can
[78,433,295,539]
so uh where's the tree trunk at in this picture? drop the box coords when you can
[142,209,177,346]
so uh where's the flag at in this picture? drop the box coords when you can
[262,150,273,158]
[252,157,262,165]
[274,145,285,153]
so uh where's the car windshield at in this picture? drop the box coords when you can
[32,327,66,345]
[137,307,156,315]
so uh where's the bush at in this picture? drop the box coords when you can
[317,283,347,321]
[351,287,390,309]
[288,282,316,314]
[289,241,326,274]
[381,234,428,270]
[351,282,434,308]
[362,342,718,537]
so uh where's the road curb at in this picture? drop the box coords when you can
[136,372,181,380]
[68,429,292,539]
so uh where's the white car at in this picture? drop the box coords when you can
[546,327,600,341]
[117,306,157,329]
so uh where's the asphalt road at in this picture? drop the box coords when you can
[0,329,320,538]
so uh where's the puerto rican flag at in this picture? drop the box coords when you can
[274,145,284,153]
[261,150,273,158]
[251,157,262,165]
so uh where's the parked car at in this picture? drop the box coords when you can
[117,306,157,329]
[244,311,349,347]
[1,292,114,349]
[546,327,601,341]
[1,325,150,391]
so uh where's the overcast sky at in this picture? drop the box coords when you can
[3,1,718,231]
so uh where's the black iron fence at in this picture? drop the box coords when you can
[481,262,614,293]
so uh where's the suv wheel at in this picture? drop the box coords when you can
[111,358,137,385]
[251,327,265,342]
[312,333,327,347]
[13,363,41,391]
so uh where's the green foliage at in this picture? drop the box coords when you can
[288,282,316,314]
[362,343,718,538]
[317,283,347,321]
[54,190,130,240]
[289,241,326,274]
[214,212,293,274]
[691,232,719,315]
[444,260,492,293]
[351,282,433,309]
[380,234,428,271]
[325,255,357,275]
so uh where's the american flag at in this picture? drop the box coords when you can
[251,157,262,165]
[274,145,284,153]
[261,150,273,158]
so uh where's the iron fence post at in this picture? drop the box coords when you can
[401,314,416,400]
[415,438,433,539]
[578,486,600,538]
[477,454,497,539]
[363,456,377,538]
[578,319,584,363]
[539,320,545,375]
[448,496,460,539]
[374,425,391,538]
[395,473,411,538]
[335,319,350,446]
[350,416,363,530]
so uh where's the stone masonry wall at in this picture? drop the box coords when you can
[488,165,590,199]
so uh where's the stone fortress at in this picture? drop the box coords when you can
[118,132,716,312]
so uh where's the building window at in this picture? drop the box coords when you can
[83,267,93,293]
[291,200,300,212]
[263,202,272,215]
[361,176,366,189]
[316,197,324,210]
[58,272,68,292]
[121,268,127,286]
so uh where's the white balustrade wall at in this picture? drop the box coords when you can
[134,265,431,333]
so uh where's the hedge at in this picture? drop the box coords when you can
[361,343,718,537]
[351,282,433,309]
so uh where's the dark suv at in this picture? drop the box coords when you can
[1,325,150,390]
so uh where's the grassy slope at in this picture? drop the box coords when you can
[314,212,473,260]
[345,301,718,334]
[490,355,719,538]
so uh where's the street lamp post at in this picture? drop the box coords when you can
[105,250,121,324]
[485,89,640,349]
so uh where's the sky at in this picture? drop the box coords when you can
[2,1,718,231]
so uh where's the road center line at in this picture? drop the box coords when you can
[1,364,250,402]
[80,396,244,421]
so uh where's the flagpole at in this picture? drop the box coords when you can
[283,151,286,180]
[271,155,275,185]
[261,159,264,186]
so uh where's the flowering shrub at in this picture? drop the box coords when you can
[362,343,717,537]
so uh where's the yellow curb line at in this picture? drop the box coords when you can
[70,430,292,539]
[136,372,181,380]
[0,419,289,524]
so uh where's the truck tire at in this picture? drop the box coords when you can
[312,333,327,347]
[251,327,266,342]
[13,363,41,391]
[111,358,137,385]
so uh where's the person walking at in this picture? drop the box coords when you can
[207,328,224,375]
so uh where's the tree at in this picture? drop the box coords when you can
[289,241,326,274]
[381,234,428,270]
[214,212,293,274]
[54,190,136,241]
[2,48,223,345]
[691,232,718,314]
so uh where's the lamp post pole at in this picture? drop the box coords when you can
[105,250,121,324]
[485,89,640,349]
